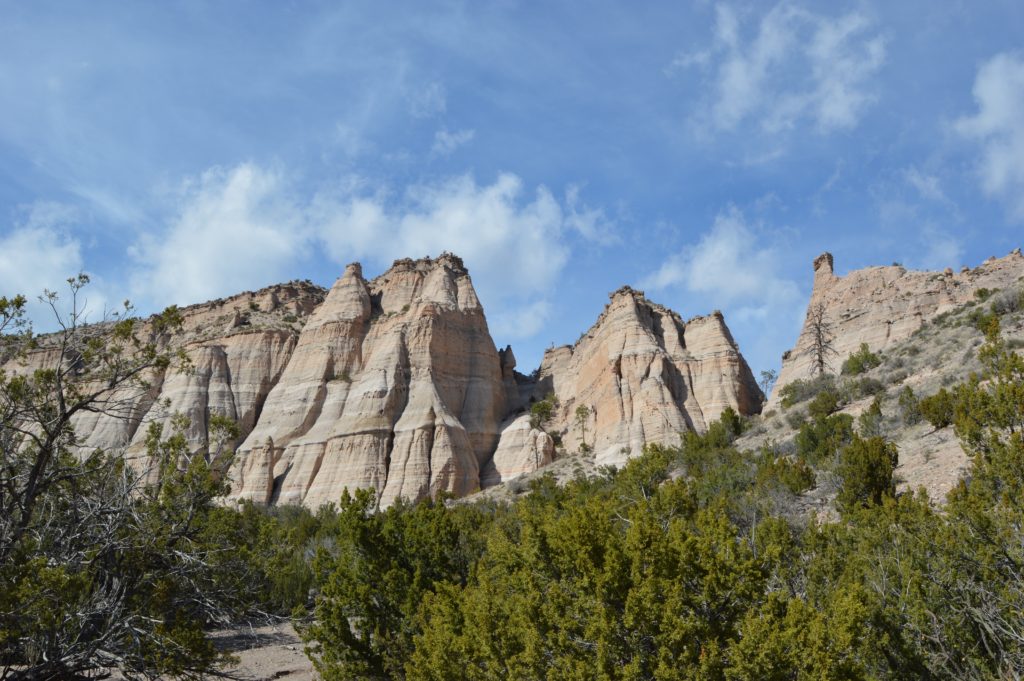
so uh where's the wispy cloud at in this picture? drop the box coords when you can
[431,128,475,156]
[564,185,618,245]
[126,163,614,341]
[640,205,803,371]
[676,3,886,140]
[129,164,308,307]
[313,172,572,339]
[0,202,113,326]
[955,52,1024,220]
[903,167,949,204]
[408,81,447,118]
[641,205,799,313]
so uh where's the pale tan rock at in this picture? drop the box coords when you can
[481,415,555,487]
[229,254,509,508]
[4,281,324,479]
[770,248,1024,406]
[527,287,762,468]
[10,255,763,508]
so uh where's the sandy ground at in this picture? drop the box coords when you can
[213,623,315,681]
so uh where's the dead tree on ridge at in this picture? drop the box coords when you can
[807,301,837,377]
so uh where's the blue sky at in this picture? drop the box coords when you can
[1,1,1023,375]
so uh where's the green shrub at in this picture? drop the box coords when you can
[841,343,882,376]
[808,390,840,419]
[990,286,1024,316]
[719,406,744,438]
[796,412,855,466]
[919,388,956,429]
[968,308,998,333]
[282,313,298,323]
[784,409,806,430]
[529,396,556,430]
[897,385,921,425]
[858,396,884,437]
[974,287,993,301]
[779,375,836,409]
[836,435,898,513]
[851,376,886,399]
[755,451,815,495]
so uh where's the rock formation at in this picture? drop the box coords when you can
[520,287,763,467]
[3,281,325,475]
[770,249,1024,405]
[7,255,761,507]
[230,254,510,508]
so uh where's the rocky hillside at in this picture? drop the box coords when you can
[770,248,1024,405]
[751,247,1024,505]
[5,254,761,508]
[35,280,325,475]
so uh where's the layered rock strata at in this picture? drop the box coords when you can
[3,281,326,473]
[770,249,1024,405]
[524,287,763,468]
[8,255,762,506]
[229,254,514,508]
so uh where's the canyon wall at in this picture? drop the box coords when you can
[6,254,762,507]
[521,287,763,467]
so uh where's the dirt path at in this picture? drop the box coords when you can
[213,622,314,680]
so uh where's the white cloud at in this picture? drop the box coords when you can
[564,185,618,244]
[130,163,308,307]
[0,204,83,298]
[0,202,112,327]
[904,167,948,203]
[408,81,447,118]
[311,172,624,340]
[640,206,803,372]
[431,128,475,156]
[679,3,885,138]
[128,162,613,341]
[333,123,367,158]
[642,205,799,311]
[314,173,571,322]
[955,52,1024,220]
[490,299,552,341]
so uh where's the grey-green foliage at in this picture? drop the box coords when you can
[841,343,882,376]
[0,277,256,680]
[898,385,922,425]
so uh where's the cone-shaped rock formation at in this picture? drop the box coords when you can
[6,254,763,507]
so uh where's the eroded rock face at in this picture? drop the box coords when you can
[4,281,326,477]
[228,254,510,508]
[770,249,1024,405]
[480,415,555,488]
[9,255,762,506]
[521,287,763,468]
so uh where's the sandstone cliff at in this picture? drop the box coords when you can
[7,255,761,507]
[3,281,326,475]
[229,254,511,508]
[770,248,1024,406]
[519,287,763,468]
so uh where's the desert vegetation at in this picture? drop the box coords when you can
[283,320,1024,680]
[3,276,1024,680]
